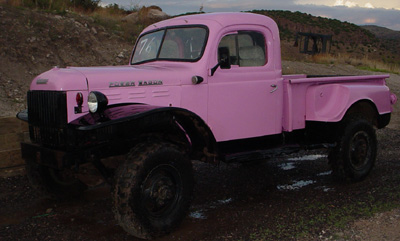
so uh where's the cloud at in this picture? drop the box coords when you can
[334,0,358,8]
[364,3,375,8]
[332,1,376,9]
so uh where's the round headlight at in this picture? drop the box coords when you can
[88,91,108,113]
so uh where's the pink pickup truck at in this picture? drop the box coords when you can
[18,12,397,238]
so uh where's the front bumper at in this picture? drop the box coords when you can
[21,142,68,169]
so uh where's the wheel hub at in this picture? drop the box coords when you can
[149,177,175,208]
[141,165,180,215]
[350,131,370,169]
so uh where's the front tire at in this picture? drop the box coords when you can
[113,142,194,239]
[329,119,377,182]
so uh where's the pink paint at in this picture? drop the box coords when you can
[29,12,396,141]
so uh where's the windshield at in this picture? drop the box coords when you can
[131,26,208,64]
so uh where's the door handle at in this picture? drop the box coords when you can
[270,84,278,93]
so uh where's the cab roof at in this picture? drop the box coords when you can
[141,12,278,33]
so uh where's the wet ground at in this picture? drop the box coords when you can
[1,128,400,241]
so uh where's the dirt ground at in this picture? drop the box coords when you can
[0,63,399,240]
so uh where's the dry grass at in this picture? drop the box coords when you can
[89,6,164,44]
[1,0,22,7]
[1,1,158,44]
[312,53,400,74]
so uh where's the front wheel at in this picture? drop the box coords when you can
[329,119,377,182]
[112,142,194,239]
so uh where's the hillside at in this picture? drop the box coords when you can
[362,25,400,40]
[360,25,400,66]
[0,4,132,116]
[252,10,400,65]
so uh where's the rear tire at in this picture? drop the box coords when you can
[113,142,194,239]
[329,119,377,182]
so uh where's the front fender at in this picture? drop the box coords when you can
[69,104,218,162]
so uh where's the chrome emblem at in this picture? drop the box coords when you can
[109,81,135,88]
[109,80,163,88]
[138,80,163,86]
[36,79,49,84]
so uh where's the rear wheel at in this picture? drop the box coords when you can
[113,142,194,239]
[329,119,377,182]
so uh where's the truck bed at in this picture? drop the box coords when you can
[282,74,391,132]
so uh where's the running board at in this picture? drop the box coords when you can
[223,143,334,163]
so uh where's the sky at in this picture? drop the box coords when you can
[100,0,400,31]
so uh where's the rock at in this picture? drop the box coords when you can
[27,37,36,43]
[122,6,168,24]
[147,8,168,20]
[123,13,138,23]
[74,21,83,28]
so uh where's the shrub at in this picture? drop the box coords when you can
[16,0,100,12]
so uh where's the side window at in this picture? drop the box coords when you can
[218,31,266,67]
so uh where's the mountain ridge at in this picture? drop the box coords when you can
[361,25,400,40]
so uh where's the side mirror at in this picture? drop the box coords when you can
[218,47,231,69]
[211,47,231,76]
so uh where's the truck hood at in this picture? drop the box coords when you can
[30,63,200,91]
[30,67,88,91]
[69,63,195,90]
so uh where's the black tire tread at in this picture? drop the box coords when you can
[112,142,193,239]
[329,119,377,182]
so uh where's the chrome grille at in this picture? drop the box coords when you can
[27,91,67,146]
[27,91,67,127]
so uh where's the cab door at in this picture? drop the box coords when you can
[208,30,283,142]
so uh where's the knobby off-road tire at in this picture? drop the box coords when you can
[112,142,194,239]
[25,159,87,199]
[329,119,377,182]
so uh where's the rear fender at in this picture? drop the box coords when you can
[305,83,391,123]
